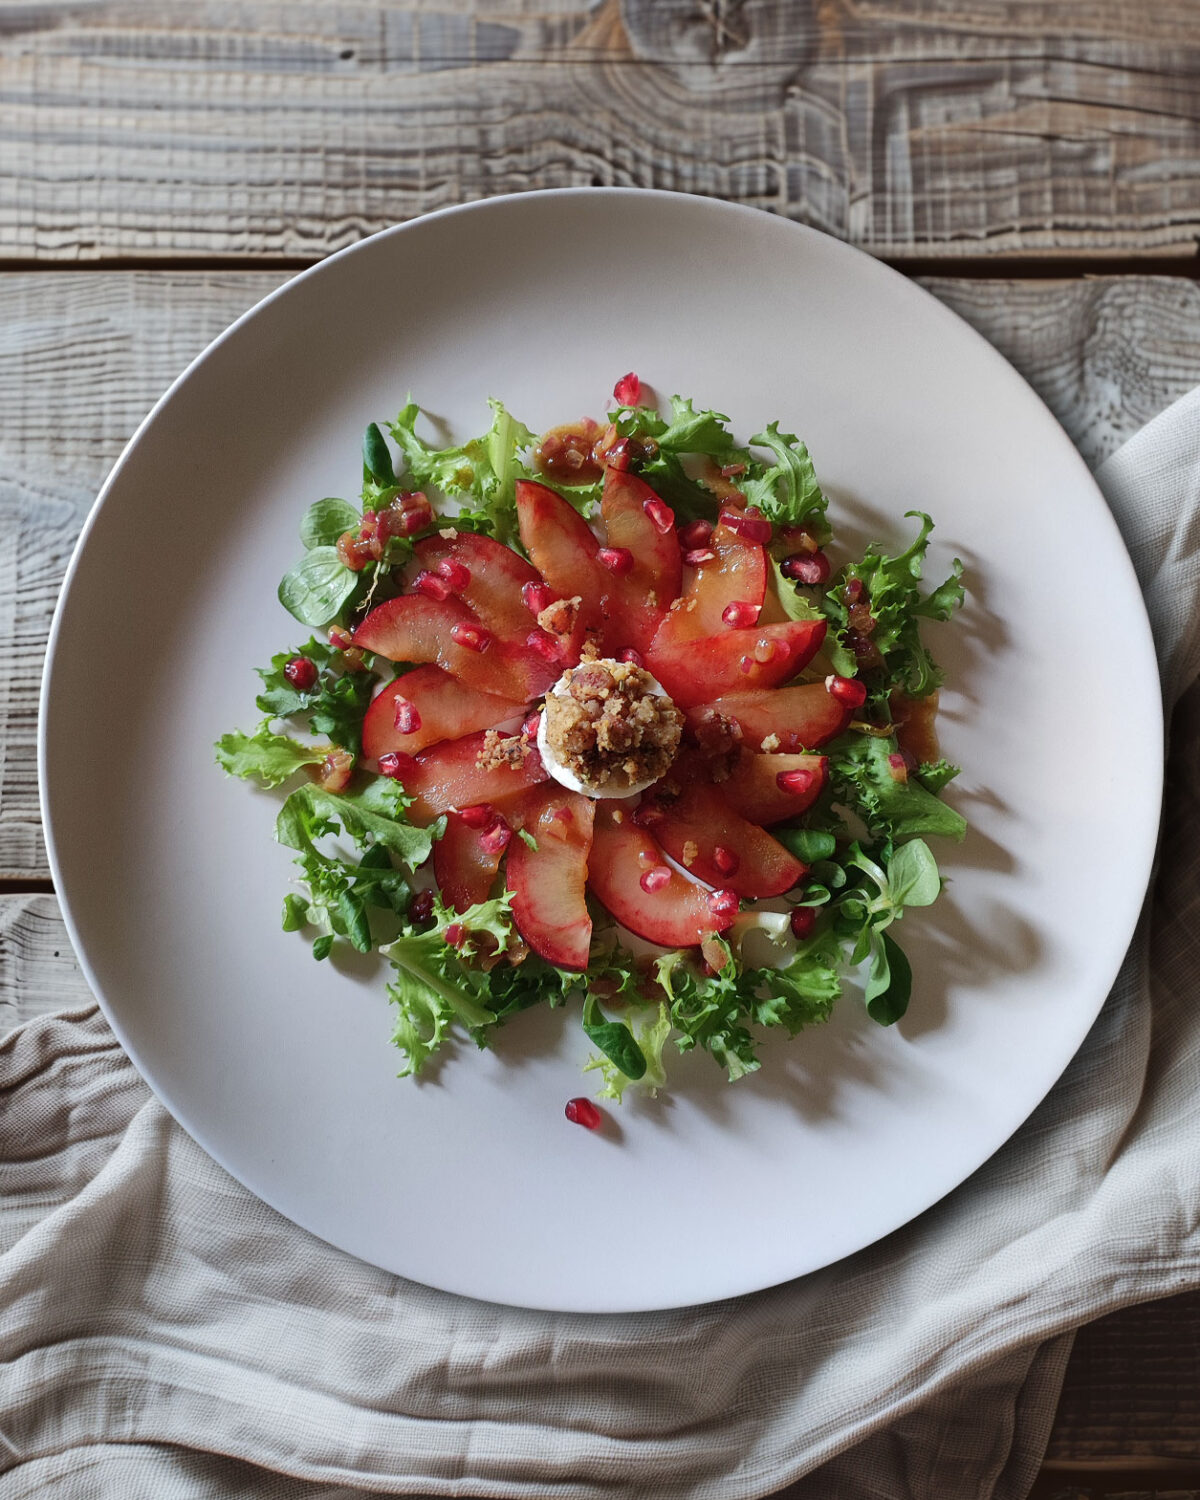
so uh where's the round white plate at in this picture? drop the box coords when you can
[40,191,1162,1313]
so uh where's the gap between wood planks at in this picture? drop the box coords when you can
[0,254,1199,279]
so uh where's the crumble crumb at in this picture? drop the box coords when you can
[543,658,683,793]
[439,528,458,540]
[682,839,699,868]
[537,594,582,640]
[476,729,533,772]
[760,733,781,752]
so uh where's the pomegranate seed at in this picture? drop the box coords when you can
[790,907,817,940]
[617,647,644,667]
[415,570,452,602]
[445,923,466,948]
[408,889,434,926]
[479,817,512,855]
[777,767,818,797]
[707,889,739,928]
[722,600,760,629]
[458,803,496,829]
[436,558,471,592]
[283,656,318,691]
[566,1096,603,1130]
[753,637,778,664]
[598,546,634,575]
[450,622,491,653]
[711,845,740,877]
[377,752,416,781]
[395,504,431,536]
[393,697,422,734]
[781,551,832,586]
[643,497,675,534]
[738,655,755,675]
[640,865,671,893]
[678,518,713,550]
[826,674,868,708]
[521,712,542,739]
[612,372,641,405]
[887,752,909,783]
[719,507,772,544]
[361,509,379,533]
[318,748,355,793]
[683,548,717,567]
[525,629,561,662]
[604,438,634,471]
[328,625,353,649]
[844,577,864,605]
[522,580,555,615]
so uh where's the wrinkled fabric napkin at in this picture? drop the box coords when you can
[4,391,1200,1500]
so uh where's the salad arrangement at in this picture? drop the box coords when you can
[216,375,966,1109]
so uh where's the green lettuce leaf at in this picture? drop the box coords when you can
[215,728,322,788]
[830,734,967,843]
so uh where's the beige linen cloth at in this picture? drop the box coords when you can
[4,391,1200,1500]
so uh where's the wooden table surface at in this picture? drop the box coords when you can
[2,4,1199,1495]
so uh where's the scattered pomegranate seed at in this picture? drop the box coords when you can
[640,865,671,894]
[393,697,421,734]
[617,647,644,667]
[612,372,642,406]
[711,845,740,877]
[777,767,818,796]
[738,655,755,675]
[826,674,868,708]
[719,507,772,544]
[480,817,512,855]
[566,1096,603,1130]
[790,907,817,940]
[604,437,635,471]
[415,570,452,602]
[408,889,434,926]
[328,625,353,650]
[707,889,739,928]
[378,752,416,781]
[450,622,491,653]
[458,804,496,828]
[525,629,561,662]
[598,546,635,575]
[753,637,778,664]
[722,600,760,629]
[844,577,864,605]
[445,922,466,948]
[521,712,542,739]
[643,497,675,534]
[522,581,555,615]
[318,748,354,793]
[781,550,832,586]
[436,558,471,591]
[284,656,318,691]
[683,548,717,567]
[679,518,714,550]
[887,752,909,783]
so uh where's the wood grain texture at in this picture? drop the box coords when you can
[0,895,89,1031]
[3,1,1200,261]
[3,269,1200,878]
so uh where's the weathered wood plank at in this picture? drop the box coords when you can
[2,1,1200,261]
[2,270,1200,877]
[0,894,90,1032]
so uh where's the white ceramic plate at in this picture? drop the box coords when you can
[40,191,1162,1313]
